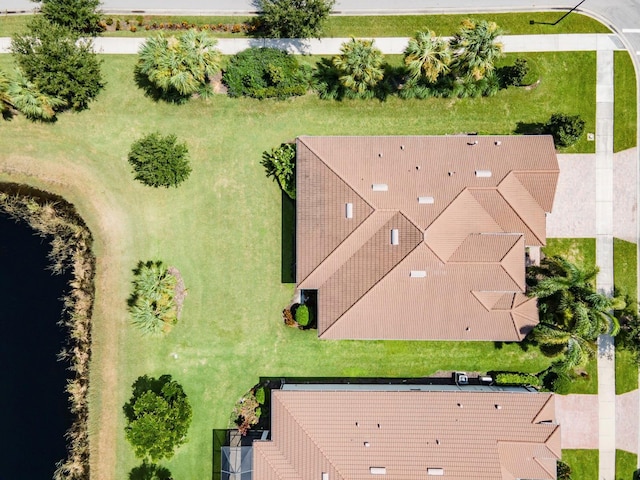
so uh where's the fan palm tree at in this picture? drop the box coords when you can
[528,256,623,370]
[0,69,14,114]
[449,19,503,81]
[332,38,385,96]
[130,260,178,335]
[7,70,66,121]
[137,30,221,98]
[403,30,451,83]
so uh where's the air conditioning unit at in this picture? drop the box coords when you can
[454,372,469,385]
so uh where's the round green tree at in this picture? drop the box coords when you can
[128,133,192,188]
[124,375,192,462]
[544,113,585,147]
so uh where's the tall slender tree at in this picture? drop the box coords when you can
[403,30,451,83]
[332,38,385,96]
[39,0,102,35]
[450,19,503,81]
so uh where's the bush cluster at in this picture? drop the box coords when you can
[544,113,585,147]
[295,304,311,327]
[223,47,310,99]
[494,372,542,387]
[128,133,192,188]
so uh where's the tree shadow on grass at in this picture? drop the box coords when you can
[514,121,546,135]
[281,191,295,284]
[133,66,191,104]
[129,461,172,480]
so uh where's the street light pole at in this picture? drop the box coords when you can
[530,0,587,25]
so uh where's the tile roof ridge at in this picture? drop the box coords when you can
[499,235,526,289]
[274,391,346,480]
[299,210,397,290]
[496,173,546,245]
[320,213,423,338]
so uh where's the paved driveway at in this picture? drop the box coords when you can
[555,391,639,453]
[546,149,637,242]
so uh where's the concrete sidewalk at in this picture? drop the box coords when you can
[0,33,627,55]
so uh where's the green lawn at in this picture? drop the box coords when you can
[1,53,602,479]
[0,11,610,37]
[564,450,599,480]
[616,450,638,480]
[614,238,639,393]
[614,51,638,152]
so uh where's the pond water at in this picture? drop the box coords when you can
[0,212,72,480]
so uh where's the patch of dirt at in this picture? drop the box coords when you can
[210,71,228,94]
[520,79,541,90]
[168,266,187,320]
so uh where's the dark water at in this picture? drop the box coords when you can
[0,213,72,480]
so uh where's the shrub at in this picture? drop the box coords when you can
[115,19,121,30]
[494,372,541,387]
[255,386,266,405]
[541,368,572,394]
[557,460,572,480]
[105,17,113,25]
[544,113,585,147]
[261,142,296,199]
[123,374,192,461]
[136,15,144,26]
[257,0,335,39]
[223,47,310,99]
[499,57,529,86]
[296,304,310,327]
[232,390,261,435]
[130,25,137,32]
[128,132,191,188]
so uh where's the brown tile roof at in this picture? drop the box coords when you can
[296,135,559,341]
[253,388,560,480]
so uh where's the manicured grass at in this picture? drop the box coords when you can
[1,53,599,479]
[543,238,597,270]
[614,238,638,303]
[563,450,599,480]
[324,12,611,37]
[0,11,610,37]
[614,51,638,152]
[616,349,639,394]
[614,238,639,394]
[543,238,598,394]
[616,449,638,480]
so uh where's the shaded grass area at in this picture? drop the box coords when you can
[614,51,638,152]
[542,238,598,394]
[616,449,638,480]
[0,53,598,479]
[0,11,610,37]
[564,450,599,480]
[614,238,638,394]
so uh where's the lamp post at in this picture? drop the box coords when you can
[530,0,587,25]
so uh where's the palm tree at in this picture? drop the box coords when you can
[528,256,623,370]
[449,19,504,81]
[403,30,451,83]
[7,70,66,121]
[332,38,385,96]
[0,69,14,114]
[130,260,178,335]
[137,30,221,98]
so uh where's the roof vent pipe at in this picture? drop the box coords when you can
[495,141,502,146]
[345,203,353,219]
[475,170,492,178]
